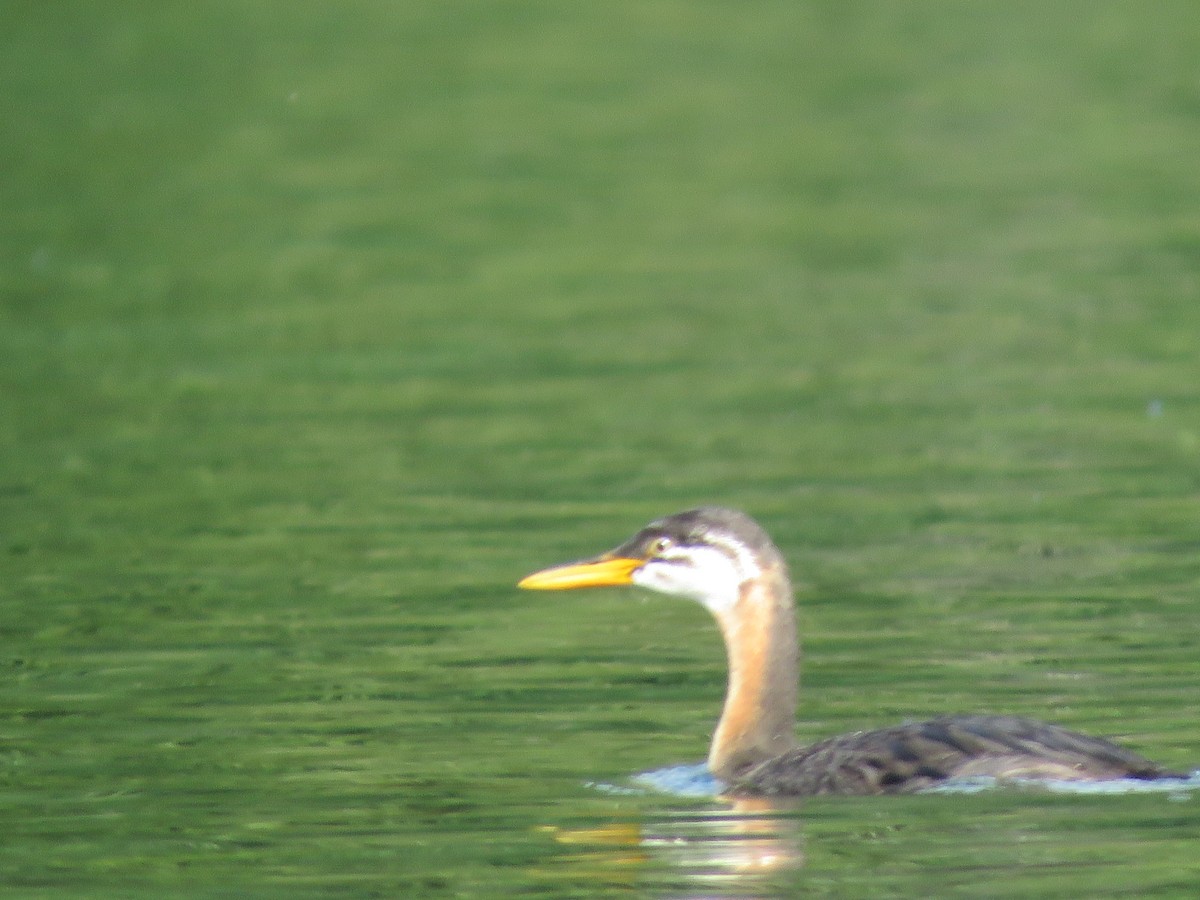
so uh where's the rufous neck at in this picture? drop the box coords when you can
[707,562,798,782]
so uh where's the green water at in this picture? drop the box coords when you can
[4,2,1200,896]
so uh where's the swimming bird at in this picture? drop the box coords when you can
[518,507,1179,795]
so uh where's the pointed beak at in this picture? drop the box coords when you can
[518,555,643,591]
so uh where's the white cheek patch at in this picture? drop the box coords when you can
[630,545,746,615]
[701,531,764,583]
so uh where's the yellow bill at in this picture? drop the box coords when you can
[518,556,642,591]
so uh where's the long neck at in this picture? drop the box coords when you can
[707,561,799,782]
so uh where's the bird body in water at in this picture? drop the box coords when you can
[519,507,1179,796]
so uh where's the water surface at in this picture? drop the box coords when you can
[4,3,1200,896]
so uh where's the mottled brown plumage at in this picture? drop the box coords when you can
[733,714,1171,795]
[519,507,1181,795]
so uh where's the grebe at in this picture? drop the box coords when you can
[518,507,1178,795]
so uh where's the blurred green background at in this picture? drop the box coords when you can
[4,2,1200,896]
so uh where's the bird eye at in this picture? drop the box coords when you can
[649,535,674,556]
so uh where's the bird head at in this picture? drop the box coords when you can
[518,507,781,616]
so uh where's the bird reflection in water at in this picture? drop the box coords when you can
[544,795,804,897]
